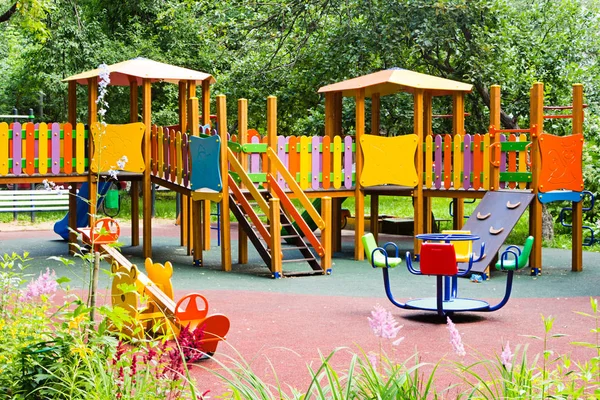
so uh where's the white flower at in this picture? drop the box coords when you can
[108,168,119,179]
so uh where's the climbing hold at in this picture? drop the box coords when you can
[489,226,504,235]
[477,212,491,220]
[506,201,521,209]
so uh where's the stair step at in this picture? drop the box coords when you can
[281,235,298,239]
[263,223,293,228]
[281,246,306,251]
[282,257,316,263]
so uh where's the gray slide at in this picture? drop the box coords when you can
[458,191,535,278]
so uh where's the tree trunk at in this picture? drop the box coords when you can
[542,204,554,242]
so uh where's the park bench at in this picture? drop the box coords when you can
[0,189,69,220]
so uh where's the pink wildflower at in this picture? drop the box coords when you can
[367,352,378,369]
[368,304,404,344]
[500,341,513,367]
[447,317,466,356]
[20,268,58,301]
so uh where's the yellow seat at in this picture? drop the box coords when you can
[442,230,472,263]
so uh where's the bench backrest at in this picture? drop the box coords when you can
[0,190,69,212]
[419,242,458,276]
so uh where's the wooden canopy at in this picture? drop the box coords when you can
[63,57,216,86]
[318,69,472,97]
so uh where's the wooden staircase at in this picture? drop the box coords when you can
[228,178,325,278]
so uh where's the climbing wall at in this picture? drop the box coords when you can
[459,191,535,277]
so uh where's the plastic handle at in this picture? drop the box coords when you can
[175,293,209,322]
[489,142,501,167]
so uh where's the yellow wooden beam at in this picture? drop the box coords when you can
[238,98,248,264]
[413,89,424,255]
[202,79,211,126]
[572,83,584,272]
[321,196,332,273]
[529,82,544,274]
[142,79,152,259]
[269,198,282,275]
[87,77,98,229]
[217,95,232,271]
[354,88,365,261]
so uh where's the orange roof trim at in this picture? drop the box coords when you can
[318,69,472,97]
[63,57,216,86]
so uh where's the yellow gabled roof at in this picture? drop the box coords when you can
[63,57,216,86]
[318,69,472,97]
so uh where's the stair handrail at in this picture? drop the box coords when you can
[266,147,325,230]
[227,148,269,215]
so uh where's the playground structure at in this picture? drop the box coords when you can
[0,59,588,281]
[79,218,230,353]
[363,231,535,317]
[316,69,586,278]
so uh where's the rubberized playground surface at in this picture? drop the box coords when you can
[1,221,599,394]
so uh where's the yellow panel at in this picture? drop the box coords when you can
[76,123,85,174]
[453,134,462,189]
[518,135,527,189]
[333,136,342,189]
[190,191,223,202]
[360,134,418,187]
[482,133,490,190]
[425,135,433,189]
[0,122,7,175]
[176,131,183,185]
[442,230,472,263]
[157,127,164,175]
[38,123,48,175]
[300,135,309,189]
[90,122,146,173]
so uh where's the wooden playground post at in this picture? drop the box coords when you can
[332,92,343,252]
[238,98,249,264]
[142,78,152,259]
[217,95,232,271]
[452,92,465,229]
[188,95,207,259]
[67,80,78,254]
[200,80,212,250]
[321,196,332,272]
[423,93,433,233]
[202,80,211,126]
[269,197,282,276]
[267,96,277,184]
[529,82,544,273]
[354,88,366,261]
[572,83,584,272]
[129,77,140,247]
[178,81,189,248]
[370,92,380,241]
[87,77,98,230]
[489,85,501,191]
[413,89,424,255]
[324,92,341,253]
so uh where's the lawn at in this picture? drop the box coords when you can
[0,189,593,251]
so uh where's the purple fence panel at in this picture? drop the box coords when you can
[434,135,442,189]
[277,135,286,186]
[344,135,353,189]
[51,123,60,174]
[312,136,321,190]
[500,134,506,189]
[12,123,21,174]
[463,134,472,190]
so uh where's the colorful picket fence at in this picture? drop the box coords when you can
[0,122,88,177]
[423,133,532,191]
[240,135,356,190]
[150,125,191,187]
